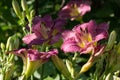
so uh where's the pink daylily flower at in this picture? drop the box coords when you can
[23,15,66,46]
[61,20,109,54]
[59,0,91,20]
[12,48,58,61]
[9,49,58,78]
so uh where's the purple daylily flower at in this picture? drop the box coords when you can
[12,48,58,61]
[9,48,58,78]
[59,0,91,20]
[23,15,66,46]
[61,20,109,54]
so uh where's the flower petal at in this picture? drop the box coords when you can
[22,33,38,44]
[62,30,76,41]
[78,0,91,16]
[94,45,105,57]
[95,30,108,41]
[61,38,81,53]
[40,49,58,59]
[32,16,41,25]
[22,33,45,45]
[58,0,91,20]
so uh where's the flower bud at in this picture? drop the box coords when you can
[30,10,35,19]
[0,43,5,51]
[105,30,116,51]
[6,35,19,51]
[113,76,120,80]
[12,0,22,19]
[0,74,3,80]
[21,0,28,12]
[13,36,19,49]
[21,11,26,19]
[6,37,13,51]
[105,73,113,80]
[114,71,120,76]
[66,60,75,78]
[80,61,93,74]
[51,55,72,80]
[5,64,15,80]
[116,42,120,54]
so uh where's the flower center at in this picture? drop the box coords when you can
[70,4,80,17]
[77,28,93,48]
[40,23,49,39]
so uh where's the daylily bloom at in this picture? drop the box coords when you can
[61,20,109,54]
[58,0,91,20]
[23,15,66,46]
[9,49,58,79]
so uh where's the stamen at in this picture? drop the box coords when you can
[40,23,48,39]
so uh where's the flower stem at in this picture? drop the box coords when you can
[73,72,82,80]
[41,64,44,80]
[72,52,78,61]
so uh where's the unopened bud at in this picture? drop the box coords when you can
[106,30,116,51]
[13,37,19,49]
[66,60,75,78]
[105,73,113,80]
[51,55,72,80]
[6,35,19,51]
[21,0,28,11]
[116,42,120,54]
[22,11,26,18]
[6,37,13,51]
[80,61,93,74]
[5,64,15,80]
[1,43,5,51]
[30,10,35,19]
[12,0,22,19]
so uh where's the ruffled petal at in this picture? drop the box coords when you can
[58,0,91,20]
[95,30,108,41]
[61,38,81,53]
[62,30,76,41]
[22,33,38,44]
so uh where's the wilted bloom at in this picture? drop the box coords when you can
[9,49,58,79]
[23,15,65,46]
[61,20,109,54]
[59,0,91,20]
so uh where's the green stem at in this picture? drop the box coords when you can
[72,52,78,61]
[28,21,32,34]
[41,64,44,80]
[31,75,34,80]
[22,27,27,35]
[73,73,82,80]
